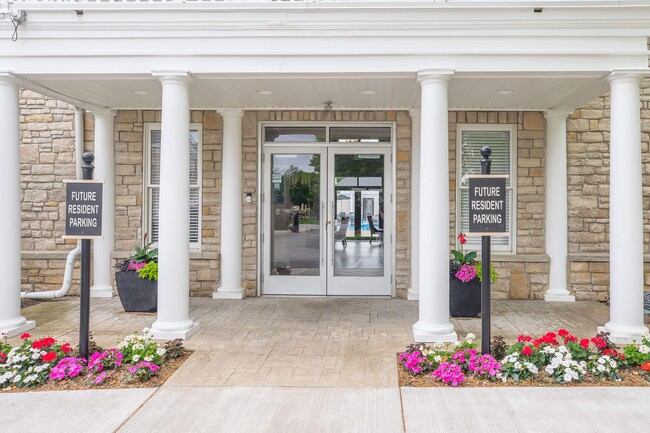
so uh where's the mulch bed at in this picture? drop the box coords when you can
[397,355,650,388]
[1,351,192,393]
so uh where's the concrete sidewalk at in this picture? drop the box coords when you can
[3,385,650,433]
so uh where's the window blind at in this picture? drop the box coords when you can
[148,128,201,248]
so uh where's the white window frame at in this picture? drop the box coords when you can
[455,123,517,253]
[144,123,203,250]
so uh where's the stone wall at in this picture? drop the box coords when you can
[448,111,549,300]
[19,90,81,294]
[566,77,650,300]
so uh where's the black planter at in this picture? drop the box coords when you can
[115,272,157,313]
[449,276,481,317]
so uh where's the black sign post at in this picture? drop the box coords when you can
[467,147,508,355]
[63,152,102,360]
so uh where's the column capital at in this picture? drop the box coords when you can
[152,70,193,86]
[607,70,647,85]
[416,70,454,85]
[218,108,244,119]
[544,109,573,120]
[90,109,116,119]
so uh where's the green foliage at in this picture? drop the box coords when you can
[450,249,476,266]
[475,261,499,282]
[137,261,158,281]
[129,242,158,264]
[622,333,650,366]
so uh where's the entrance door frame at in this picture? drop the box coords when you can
[257,121,396,297]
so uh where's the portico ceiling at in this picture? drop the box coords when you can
[19,73,610,112]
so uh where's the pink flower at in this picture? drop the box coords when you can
[455,264,477,283]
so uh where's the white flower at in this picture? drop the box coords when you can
[144,355,153,362]
[133,343,144,351]
[434,355,442,363]
[514,362,522,370]
[132,354,140,362]
[609,360,617,369]
[156,348,166,356]
[597,364,605,372]
[143,327,151,334]
[454,341,460,347]
[465,333,476,342]
[545,365,554,375]
[433,342,444,350]
[639,345,650,354]
[558,346,568,354]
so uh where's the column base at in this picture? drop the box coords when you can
[150,319,200,340]
[0,319,36,338]
[544,292,575,302]
[412,321,457,343]
[213,287,246,300]
[407,288,419,301]
[90,284,114,298]
[598,324,649,345]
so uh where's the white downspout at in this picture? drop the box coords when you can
[21,107,84,299]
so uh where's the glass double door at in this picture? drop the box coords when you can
[262,147,391,296]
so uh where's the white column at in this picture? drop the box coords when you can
[90,110,116,298]
[543,110,575,302]
[600,71,648,343]
[408,109,421,301]
[150,71,199,340]
[213,109,245,299]
[0,73,35,337]
[412,70,457,343]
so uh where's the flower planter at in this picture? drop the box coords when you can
[449,276,481,317]
[115,272,157,313]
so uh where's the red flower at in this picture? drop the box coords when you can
[564,335,577,343]
[590,337,606,349]
[522,346,532,356]
[641,363,650,372]
[517,334,532,343]
[558,329,569,337]
[61,343,72,353]
[533,339,542,349]
[20,332,31,340]
[457,233,467,245]
[32,340,43,349]
[580,339,590,349]
[0,352,6,363]
[41,351,57,362]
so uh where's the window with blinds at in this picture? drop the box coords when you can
[457,125,516,252]
[145,124,202,249]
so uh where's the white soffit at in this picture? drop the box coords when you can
[19,74,614,111]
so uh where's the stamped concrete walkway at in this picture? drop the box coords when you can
[4,298,648,432]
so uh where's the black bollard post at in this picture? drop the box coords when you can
[79,152,94,360]
[480,146,492,355]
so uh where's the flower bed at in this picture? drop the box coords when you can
[398,330,650,387]
[0,329,190,392]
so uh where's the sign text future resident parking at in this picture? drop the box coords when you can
[64,181,103,238]
[468,175,507,235]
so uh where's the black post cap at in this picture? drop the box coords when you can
[82,152,95,165]
[481,146,492,158]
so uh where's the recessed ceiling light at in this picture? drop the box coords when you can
[360,89,376,95]
[497,89,514,95]
[257,90,273,95]
[131,90,148,95]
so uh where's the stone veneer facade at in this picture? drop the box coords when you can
[18,84,650,300]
